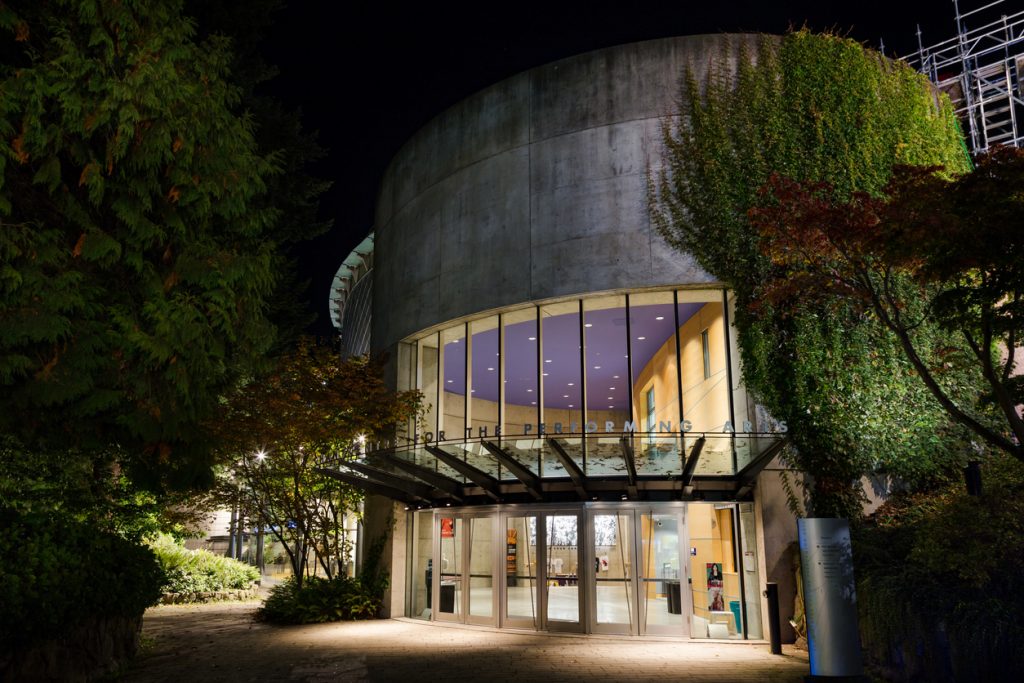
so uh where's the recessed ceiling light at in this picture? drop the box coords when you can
[545,359,552,363]
[613,375,619,379]
[487,367,494,371]
[656,316,664,320]
[531,401,537,405]
[447,379,453,383]
[609,387,615,390]
[607,397,614,400]
[584,323,593,328]
[568,404,574,408]
[527,389,533,393]
[528,336,536,341]
[543,372,549,376]
[608,405,614,408]
[594,365,601,369]
[568,382,574,386]
[452,339,459,343]
[471,389,476,393]
[563,394,569,398]
[637,336,646,340]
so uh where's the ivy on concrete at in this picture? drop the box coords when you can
[651,30,977,516]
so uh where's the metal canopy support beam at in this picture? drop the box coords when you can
[735,437,790,498]
[681,437,707,487]
[387,455,465,502]
[318,468,424,505]
[342,460,441,501]
[482,441,543,501]
[425,445,501,501]
[546,438,588,500]
[619,437,639,499]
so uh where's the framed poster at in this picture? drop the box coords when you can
[441,517,455,538]
[707,562,725,612]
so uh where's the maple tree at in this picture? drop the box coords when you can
[751,147,1024,464]
[208,339,421,587]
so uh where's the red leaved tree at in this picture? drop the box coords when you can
[750,147,1024,463]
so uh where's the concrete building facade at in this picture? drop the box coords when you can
[332,34,798,641]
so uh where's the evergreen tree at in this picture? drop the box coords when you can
[0,0,307,490]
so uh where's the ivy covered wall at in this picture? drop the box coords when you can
[652,31,978,516]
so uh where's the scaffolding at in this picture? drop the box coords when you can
[908,0,1024,154]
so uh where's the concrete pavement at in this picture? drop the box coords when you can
[122,601,809,682]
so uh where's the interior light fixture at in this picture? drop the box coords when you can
[563,394,569,398]
[487,367,494,371]
[542,372,549,376]
[637,336,646,340]
[528,336,536,341]
[527,389,533,392]
[584,323,593,328]
[612,375,619,379]
[656,316,665,320]
[594,365,601,369]
[545,359,552,363]
[568,382,575,386]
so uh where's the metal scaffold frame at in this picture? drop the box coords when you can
[907,0,1024,154]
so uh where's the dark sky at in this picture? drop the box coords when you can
[257,0,974,337]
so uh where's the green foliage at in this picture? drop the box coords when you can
[854,457,1024,681]
[149,533,259,595]
[258,533,391,624]
[651,30,977,516]
[257,575,386,624]
[0,507,165,650]
[0,0,296,489]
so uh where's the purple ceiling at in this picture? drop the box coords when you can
[443,303,703,410]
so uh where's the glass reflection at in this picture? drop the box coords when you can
[417,334,439,438]
[540,302,582,435]
[469,317,499,437]
[441,325,466,442]
[503,308,538,437]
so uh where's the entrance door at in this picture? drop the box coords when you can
[503,514,538,629]
[543,513,584,632]
[590,511,636,635]
[637,509,690,636]
[466,516,496,625]
[435,515,463,622]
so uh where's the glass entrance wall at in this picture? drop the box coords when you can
[410,503,762,639]
[407,287,742,451]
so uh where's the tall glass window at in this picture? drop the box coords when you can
[629,291,681,430]
[441,325,466,442]
[468,316,500,437]
[687,503,743,639]
[503,308,538,437]
[417,334,440,439]
[583,296,628,476]
[540,302,582,434]
[409,510,433,619]
[677,293,729,432]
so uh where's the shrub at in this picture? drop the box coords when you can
[0,507,165,650]
[150,534,260,595]
[257,575,385,624]
[854,456,1024,681]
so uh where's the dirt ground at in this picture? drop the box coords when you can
[119,600,809,683]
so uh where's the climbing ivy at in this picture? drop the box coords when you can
[651,31,978,517]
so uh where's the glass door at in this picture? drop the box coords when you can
[503,514,538,629]
[435,515,463,622]
[466,516,496,625]
[543,513,584,632]
[638,509,689,636]
[590,511,636,635]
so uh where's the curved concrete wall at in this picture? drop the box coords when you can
[373,34,762,351]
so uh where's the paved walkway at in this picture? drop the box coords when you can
[123,601,809,682]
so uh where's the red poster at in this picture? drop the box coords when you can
[441,518,455,538]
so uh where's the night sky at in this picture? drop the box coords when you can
[255,0,976,337]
